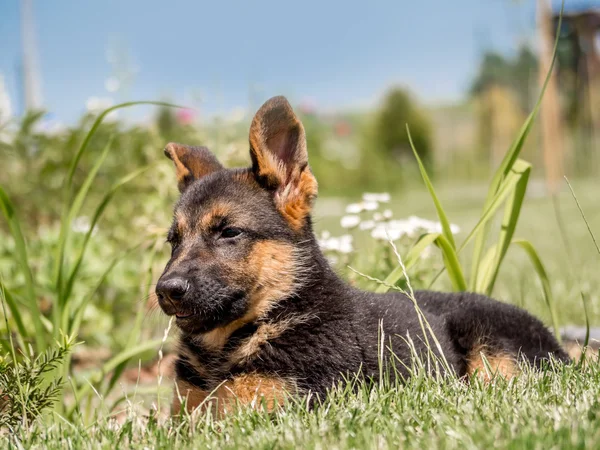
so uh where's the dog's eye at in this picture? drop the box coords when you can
[220,227,242,239]
[167,229,180,249]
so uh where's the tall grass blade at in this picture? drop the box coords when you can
[55,136,113,299]
[61,166,152,312]
[407,126,456,249]
[512,239,560,342]
[564,177,600,255]
[479,162,531,294]
[376,233,441,293]
[68,338,163,417]
[55,101,181,292]
[0,187,45,349]
[470,7,564,288]
[0,281,27,340]
[434,235,467,291]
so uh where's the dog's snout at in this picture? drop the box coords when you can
[156,277,189,302]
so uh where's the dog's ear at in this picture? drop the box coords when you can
[164,143,224,193]
[249,96,318,230]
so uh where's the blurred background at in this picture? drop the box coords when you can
[0,0,599,381]
[1,0,599,196]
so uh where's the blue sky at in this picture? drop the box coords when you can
[0,0,596,123]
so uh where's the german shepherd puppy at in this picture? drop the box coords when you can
[156,96,569,417]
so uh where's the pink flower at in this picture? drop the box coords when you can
[177,108,195,125]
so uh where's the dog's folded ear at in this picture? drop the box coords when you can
[249,96,318,230]
[164,143,224,193]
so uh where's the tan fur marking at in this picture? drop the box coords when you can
[199,241,297,351]
[248,98,317,231]
[172,380,209,414]
[173,374,293,418]
[199,202,232,230]
[164,143,223,192]
[175,211,188,234]
[466,345,519,381]
[177,343,209,378]
[279,169,318,230]
[198,318,249,351]
[229,314,316,365]
[246,240,296,314]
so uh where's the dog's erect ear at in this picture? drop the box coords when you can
[164,143,224,193]
[249,96,318,230]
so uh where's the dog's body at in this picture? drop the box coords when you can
[156,96,569,417]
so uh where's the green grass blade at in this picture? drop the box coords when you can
[54,101,182,292]
[512,239,561,343]
[474,245,498,293]
[68,338,163,416]
[565,177,600,255]
[65,101,181,189]
[470,9,563,287]
[67,243,144,337]
[55,136,114,300]
[0,281,28,339]
[434,235,467,291]
[0,186,45,349]
[376,233,441,293]
[479,163,531,295]
[407,126,456,249]
[61,166,153,311]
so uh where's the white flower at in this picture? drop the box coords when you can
[373,212,383,221]
[362,201,379,211]
[318,234,354,254]
[340,215,361,229]
[345,203,363,214]
[338,235,353,254]
[72,216,92,234]
[363,192,390,203]
[371,224,405,241]
[383,209,393,219]
[359,220,376,230]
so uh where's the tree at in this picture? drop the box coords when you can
[373,87,433,167]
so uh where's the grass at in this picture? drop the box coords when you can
[314,177,600,328]
[3,359,600,449]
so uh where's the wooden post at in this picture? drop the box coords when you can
[537,0,564,194]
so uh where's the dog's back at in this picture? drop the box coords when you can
[155,96,569,417]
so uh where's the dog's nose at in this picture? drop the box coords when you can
[156,277,189,302]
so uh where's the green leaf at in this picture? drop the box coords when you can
[0,281,27,339]
[68,338,164,417]
[0,186,45,349]
[464,160,531,289]
[54,101,182,293]
[376,233,441,293]
[55,136,114,302]
[478,163,531,294]
[407,126,456,249]
[68,243,143,337]
[469,9,563,287]
[434,235,467,291]
[512,239,561,343]
[61,165,153,312]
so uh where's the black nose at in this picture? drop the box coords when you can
[156,277,189,302]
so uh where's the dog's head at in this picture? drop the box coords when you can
[155,96,318,336]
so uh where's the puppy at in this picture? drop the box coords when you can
[156,96,569,417]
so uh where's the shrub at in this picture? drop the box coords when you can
[372,87,433,168]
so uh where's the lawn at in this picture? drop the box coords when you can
[3,174,599,449]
